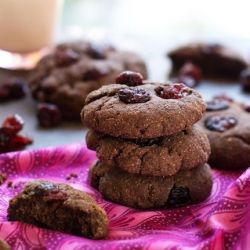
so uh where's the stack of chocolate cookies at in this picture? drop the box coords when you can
[81,71,213,209]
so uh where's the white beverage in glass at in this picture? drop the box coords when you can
[0,0,64,69]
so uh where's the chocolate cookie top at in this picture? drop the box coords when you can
[81,81,206,138]
[198,101,250,169]
[167,42,247,80]
[28,40,147,120]
[89,161,213,209]
[86,125,211,176]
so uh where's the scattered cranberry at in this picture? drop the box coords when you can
[118,88,150,104]
[7,135,33,152]
[212,93,234,102]
[156,83,190,99]
[167,186,190,205]
[239,68,250,92]
[34,182,68,201]
[0,114,33,153]
[7,78,28,98]
[56,48,79,67]
[0,129,11,147]
[0,78,28,101]
[37,103,62,128]
[86,44,106,59]
[242,104,250,112]
[2,114,24,135]
[172,75,198,88]
[115,71,143,86]
[0,86,10,101]
[83,68,108,81]
[205,115,237,132]
[132,137,162,147]
[178,62,202,82]
[206,100,229,111]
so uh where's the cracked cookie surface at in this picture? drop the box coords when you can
[81,81,206,138]
[86,125,211,176]
[198,101,250,169]
[88,161,213,209]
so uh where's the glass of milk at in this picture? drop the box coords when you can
[0,0,64,70]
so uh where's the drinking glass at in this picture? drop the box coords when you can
[0,0,64,70]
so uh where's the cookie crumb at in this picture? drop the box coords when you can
[66,172,78,180]
[70,172,78,178]
[7,181,12,188]
[0,173,7,185]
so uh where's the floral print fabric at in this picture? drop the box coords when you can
[0,143,249,250]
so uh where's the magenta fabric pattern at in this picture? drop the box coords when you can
[0,142,249,250]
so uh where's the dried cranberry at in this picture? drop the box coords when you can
[172,75,198,88]
[132,137,162,147]
[167,186,190,205]
[2,114,24,134]
[115,71,143,86]
[239,68,250,92]
[0,129,11,147]
[0,86,10,101]
[118,88,150,104]
[212,93,234,102]
[156,83,190,99]
[86,44,106,59]
[5,135,33,152]
[206,100,229,111]
[10,134,33,146]
[56,48,79,67]
[242,104,250,112]
[0,78,27,101]
[178,62,202,82]
[205,115,237,132]
[34,182,68,201]
[5,78,28,98]
[0,114,32,153]
[83,68,108,81]
[37,103,62,127]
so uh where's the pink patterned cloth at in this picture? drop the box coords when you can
[0,143,249,250]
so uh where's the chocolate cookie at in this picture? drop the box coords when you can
[81,82,206,139]
[28,40,148,120]
[86,125,211,177]
[88,161,213,209]
[167,42,247,80]
[198,101,250,170]
[8,179,108,239]
[0,239,10,250]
